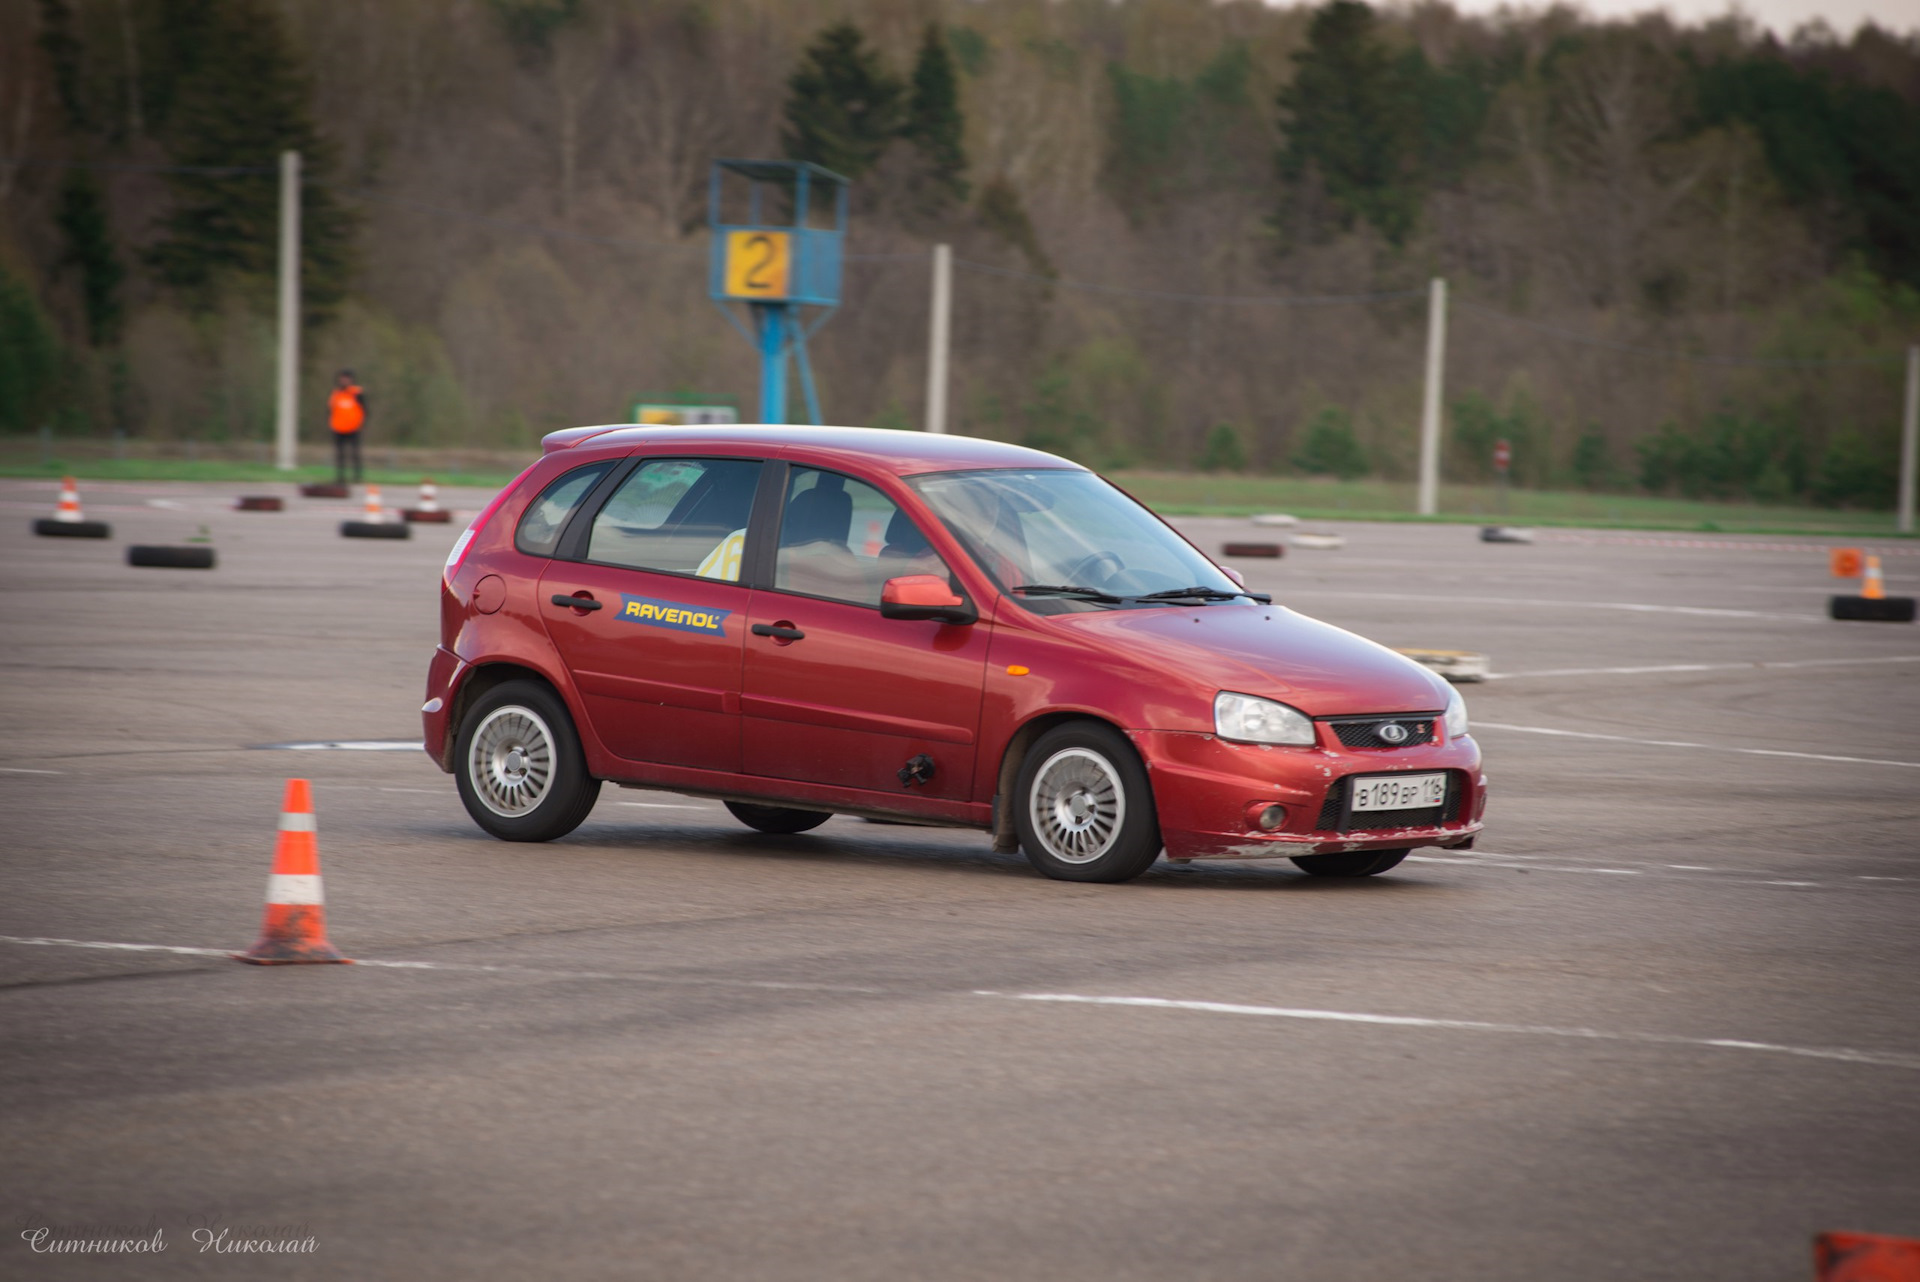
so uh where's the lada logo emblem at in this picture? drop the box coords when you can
[1376,722,1410,745]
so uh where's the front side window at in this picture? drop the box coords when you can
[908,468,1238,611]
[774,467,949,607]
[516,461,613,557]
[586,457,761,580]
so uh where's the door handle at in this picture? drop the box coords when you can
[551,593,603,611]
[751,622,804,641]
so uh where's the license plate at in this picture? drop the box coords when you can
[1350,772,1447,812]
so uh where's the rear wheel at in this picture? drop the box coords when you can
[455,680,599,842]
[724,802,832,834]
[1289,849,1409,878]
[1014,721,1161,883]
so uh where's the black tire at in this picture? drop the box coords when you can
[300,483,350,498]
[454,679,600,842]
[1289,849,1410,878]
[34,518,111,539]
[724,801,832,834]
[127,544,215,569]
[1013,721,1161,883]
[341,520,411,539]
[1829,595,1916,623]
[403,509,452,523]
[235,496,284,511]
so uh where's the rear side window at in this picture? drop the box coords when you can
[586,457,762,580]
[516,462,613,557]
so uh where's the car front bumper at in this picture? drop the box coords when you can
[1131,729,1486,860]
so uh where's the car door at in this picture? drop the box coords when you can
[539,455,764,773]
[740,465,990,801]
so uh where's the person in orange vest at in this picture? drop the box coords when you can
[328,369,368,484]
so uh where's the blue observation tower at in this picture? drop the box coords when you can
[707,159,849,424]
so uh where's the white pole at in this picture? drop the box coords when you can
[925,242,952,435]
[274,149,301,471]
[1417,276,1446,516]
[1900,343,1918,535]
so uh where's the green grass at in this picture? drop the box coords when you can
[1,449,1907,538]
[1110,471,1914,538]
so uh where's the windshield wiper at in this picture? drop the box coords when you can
[1136,586,1274,604]
[1011,583,1126,603]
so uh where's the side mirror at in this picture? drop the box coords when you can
[1219,565,1246,588]
[880,575,977,625]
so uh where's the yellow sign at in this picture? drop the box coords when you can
[724,230,791,299]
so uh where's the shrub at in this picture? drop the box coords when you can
[1196,421,1246,472]
[1292,407,1368,479]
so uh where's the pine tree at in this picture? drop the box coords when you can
[55,171,125,346]
[37,0,91,133]
[1275,1,1421,245]
[782,21,904,180]
[144,0,353,323]
[901,23,969,207]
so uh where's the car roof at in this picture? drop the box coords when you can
[542,424,1085,477]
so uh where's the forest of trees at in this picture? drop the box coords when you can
[2,0,1917,506]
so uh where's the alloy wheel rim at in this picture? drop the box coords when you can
[1030,747,1125,864]
[469,705,556,817]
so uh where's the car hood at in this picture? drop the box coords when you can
[1060,603,1449,717]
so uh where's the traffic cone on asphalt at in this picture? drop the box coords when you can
[34,476,111,538]
[235,779,350,965]
[1862,555,1887,601]
[361,484,386,524]
[54,476,84,522]
[403,478,450,523]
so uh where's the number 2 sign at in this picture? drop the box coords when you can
[724,230,791,300]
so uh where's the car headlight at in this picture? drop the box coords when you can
[1443,686,1469,739]
[1214,692,1316,746]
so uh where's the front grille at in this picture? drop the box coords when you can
[1315,772,1464,833]
[1326,717,1437,749]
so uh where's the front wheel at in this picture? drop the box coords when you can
[725,802,832,834]
[455,679,600,842]
[1289,849,1409,878]
[1014,722,1162,883]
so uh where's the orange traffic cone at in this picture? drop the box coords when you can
[235,779,350,965]
[403,478,450,523]
[34,476,111,539]
[361,484,386,524]
[1862,555,1887,601]
[54,476,84,522]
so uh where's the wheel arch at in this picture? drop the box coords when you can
[441,661,565,771]
[990,710,1135,853]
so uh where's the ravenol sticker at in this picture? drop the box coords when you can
[615,594,730,636]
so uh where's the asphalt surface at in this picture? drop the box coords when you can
[2,476,1917,1281]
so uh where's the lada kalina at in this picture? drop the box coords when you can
[424,425,1485,883]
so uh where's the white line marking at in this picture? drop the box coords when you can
[618,802,712,810]
[1857,876,1909,882]
[253,740,425,752]
[1289,589,1821,623]
[0,936,230,958]
[0,767,61,774]
[378,787,442,794]
[1482,660,1920,679]
[6,935,1912,1071]
[975,992,1920,1071]
[1762,880,1821,887]
[1475,721,1920,770]
[1488,655,1920,681]
[1667,865,1715,871]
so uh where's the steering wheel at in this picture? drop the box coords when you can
[1063,551,1125,587]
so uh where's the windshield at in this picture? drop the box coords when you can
[907,468,1242,611]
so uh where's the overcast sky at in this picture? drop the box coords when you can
[1415,0,1920,37]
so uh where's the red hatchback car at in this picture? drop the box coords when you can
[424,425,1485,883]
